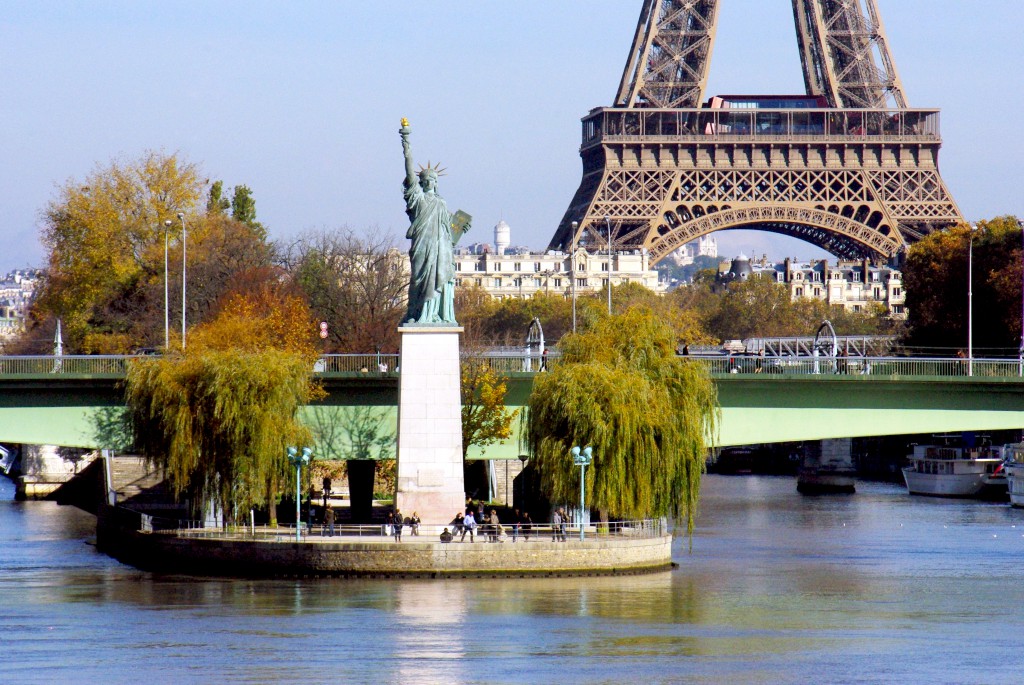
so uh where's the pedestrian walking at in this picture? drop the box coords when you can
[322,476,332,508]
[512,508,521,542]
[551,509,562,541]
[410,512,420,535]
[452,512,465,539]
[393,509,403,542]
[462,511,476,542]
[521,511,533,541]
[488,510,504,542]
[559,508,568,542]
[325,504,335,537]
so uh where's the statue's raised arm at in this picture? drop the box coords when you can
[400,118,416,190]
[398,119,470,326]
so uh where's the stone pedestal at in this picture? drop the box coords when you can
[394,326,465,524]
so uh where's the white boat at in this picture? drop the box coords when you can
[1002,444,1024,507]
[902,444,1008,498]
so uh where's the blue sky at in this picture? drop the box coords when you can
[2,1,1022,274]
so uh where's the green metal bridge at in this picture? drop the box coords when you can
[1,354,1022,457]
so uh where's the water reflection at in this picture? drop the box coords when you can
[4,475,1024,683]
[391,582,467,683]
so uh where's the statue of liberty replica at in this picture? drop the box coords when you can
[393,118,472,526]
[400,118,471,325]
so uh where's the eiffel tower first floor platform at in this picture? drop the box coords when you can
[549,107,963,264]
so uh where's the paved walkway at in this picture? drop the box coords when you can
[170,523,588,545]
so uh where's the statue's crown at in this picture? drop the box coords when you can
[417,160,447,178]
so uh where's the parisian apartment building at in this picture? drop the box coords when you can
[0,269,40,342]
[718,254,906,318]
[452,220,668,299]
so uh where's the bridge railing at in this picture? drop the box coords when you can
[316,354,400,374]
[0,354,141,376]
[2,353,1022,380]
[699,355,1022,378]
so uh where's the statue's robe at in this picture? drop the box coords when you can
[404,181,455,324]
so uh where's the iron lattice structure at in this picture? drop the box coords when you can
[549,0,961,263]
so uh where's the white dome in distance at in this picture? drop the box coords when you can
[494,220,511,255]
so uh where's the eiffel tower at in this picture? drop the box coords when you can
[548,0,962,263]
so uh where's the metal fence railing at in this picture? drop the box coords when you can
[0,354,139,376]
[3,353,1022,381]
[133,513,669,542]
[463,354,554,374]
[316,354,400,374]
[698,355,1024,379]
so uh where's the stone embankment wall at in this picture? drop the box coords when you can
[97,507,673,578]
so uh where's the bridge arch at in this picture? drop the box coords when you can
[647,204,905,265]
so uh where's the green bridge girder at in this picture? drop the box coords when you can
[1,371,1023,457]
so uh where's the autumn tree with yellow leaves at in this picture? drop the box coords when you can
[29,152,273,353]
[460,359,518,460]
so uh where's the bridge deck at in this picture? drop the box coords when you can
[1,354,1022,450]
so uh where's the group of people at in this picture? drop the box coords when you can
[440,506,536,543]
[550,507,570,542]
[321,504,573,544]
[385,510,420,542]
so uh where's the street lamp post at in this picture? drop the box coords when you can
[287,446,312,542]
[968,223,977,377]
[570,220,578,333]
[162,219,172,349]
[570,445,593,541]
[178,213,187,350]
[604,215,612,316]
[1018,218,1024,377]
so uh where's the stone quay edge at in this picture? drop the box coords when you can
[97,507,674,579]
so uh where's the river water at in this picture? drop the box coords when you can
[3,474,1024,684]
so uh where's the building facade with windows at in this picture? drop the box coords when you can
[453,248,666,299]
[0,269,40,342]
[452,221,666,299]
[719,255,906,318]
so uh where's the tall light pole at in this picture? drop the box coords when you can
[604,215,613,315]
[287,446,312,542]
[178,212,187,350]
[968,223,977,377]
[570,220,578,333]
[571,445,593,541]
[162,219,171,349]
[1018,218,1024,377]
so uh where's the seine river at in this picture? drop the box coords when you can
[3,474,1024,684]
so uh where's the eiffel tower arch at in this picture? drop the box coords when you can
[549,0,962,264]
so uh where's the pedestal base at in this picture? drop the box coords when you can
[394,326,465,525]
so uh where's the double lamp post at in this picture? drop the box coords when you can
[287,446,313,542]
[570,445,593,541]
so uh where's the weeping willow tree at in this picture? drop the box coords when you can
[526,308,718,536]
[125,287,321,523]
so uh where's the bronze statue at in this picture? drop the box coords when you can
[400,118,471,325]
